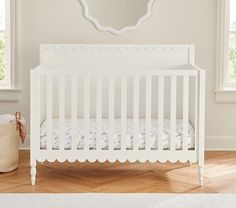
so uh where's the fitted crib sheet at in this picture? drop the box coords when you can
[40,119,195,150]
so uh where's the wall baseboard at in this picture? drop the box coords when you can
[205,136,236,151]
[19,136,236,151]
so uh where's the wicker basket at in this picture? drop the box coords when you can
[0,123,19,172]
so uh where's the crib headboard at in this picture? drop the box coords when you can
[38,44,197,122]
[40,44,195,68]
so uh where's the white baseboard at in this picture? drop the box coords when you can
[205,136,236,151]
[19,136,236,151]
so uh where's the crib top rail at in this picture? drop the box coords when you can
[32,64,202,76]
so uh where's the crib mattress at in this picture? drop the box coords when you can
[40,119,195,150]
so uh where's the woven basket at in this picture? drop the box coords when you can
[0,123,19,172]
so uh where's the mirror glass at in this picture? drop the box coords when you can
[81,0,153,34]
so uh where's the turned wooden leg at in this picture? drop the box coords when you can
[198,166,204,186]
[30,164,36,186]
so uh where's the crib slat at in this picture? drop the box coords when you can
[96,76,102,151]
[59,76,65,151]
[109,76,115,151]
[133,76,139,151]
[46,75,53,151]
[183,76,189,151]
[71,76,78,151]
[170,76,177,151]
[145,76,152,151]
[84,76,90,151]
[158,76,164,151]
[121,76,127,151]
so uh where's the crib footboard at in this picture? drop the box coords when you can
[30,67,205,186]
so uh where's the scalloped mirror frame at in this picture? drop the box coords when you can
[80,0,155,35]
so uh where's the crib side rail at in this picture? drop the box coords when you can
[30,67,204,163]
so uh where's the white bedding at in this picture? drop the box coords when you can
[40,119,195,150]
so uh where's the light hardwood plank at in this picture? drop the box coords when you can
[0,151,236,193]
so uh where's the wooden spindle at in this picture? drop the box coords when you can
[133,76,139,151]
[170,76,177,151]
[183,75,189,151]
[96,76,102,151]
[46,75,53,151]
[59,75,65,151]
[84,76,90,151]
[71,76,78,151]
[158,76,164,151]
[121,76,127,151]
[145,76,152,151]
[109,76,115,151]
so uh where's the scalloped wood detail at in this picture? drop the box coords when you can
[41,44,188,52]
[36,153,198,164]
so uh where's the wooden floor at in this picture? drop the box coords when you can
[0,151,236,193]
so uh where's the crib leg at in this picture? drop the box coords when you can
[198,166,204,186]
[30,164,37,186]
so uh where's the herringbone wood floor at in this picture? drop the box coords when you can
[0,151,236,193]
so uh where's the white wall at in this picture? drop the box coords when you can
[1,0,236,149]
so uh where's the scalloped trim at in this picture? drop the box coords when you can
[36,156,198,164]
[41,44,189,52]
[80,0,155,35]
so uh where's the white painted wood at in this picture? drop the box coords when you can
[170,76,177,151]
[38,69,198,76]
[0,0,16,89]
[46,75,53,151]
[84,76,90,151]
[71,76,78,151]
[194,75,199,151]
[215,0,236,101]
[0,89,21,101]
[36,149,198,164]
[145,76,152,151]
[59,76,65,151]
[158,76,164,151]
[40,44,195,69]
[30,165,36,186]
[109,77,115,151]
[198,166,204,186]
[198,70,206,168]
[216,0,231,93]
[215,90,236,103]
[35,74,41,153]
[121,76,127,151]
[30,44,205,186]
[96,76,102,151]
[80,0,155,35]
[30,70,37,185]
[188,45,195,65]
[133,76,139,151]
[183,76,189,151]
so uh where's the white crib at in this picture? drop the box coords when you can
[30,44,205,186]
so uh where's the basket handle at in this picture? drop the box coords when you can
[15,112,21,131]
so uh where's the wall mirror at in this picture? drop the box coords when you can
[80,0,154,35]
